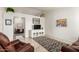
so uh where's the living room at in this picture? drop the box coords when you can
[1,1,79,59]
[0,7,79,52]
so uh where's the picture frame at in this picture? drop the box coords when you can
[33,18,40,25]
[5,19,12,25]
[56,18,67,27]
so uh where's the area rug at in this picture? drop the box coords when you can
[33,36,68,52]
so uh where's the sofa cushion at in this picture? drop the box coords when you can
[0,45,5,52]
[61,45,77,52]
[0,34,10,47]
[5,44,15,52]
[72,42,79,46]
[72,46,79,51]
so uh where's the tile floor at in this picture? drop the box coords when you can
[19,38,48,52]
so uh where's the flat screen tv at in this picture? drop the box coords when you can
[33,25,41,29]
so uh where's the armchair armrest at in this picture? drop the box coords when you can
[8,39,20,46]
[5,44,15,52]
[0,45,5,52]
[61,45,77,52]
[5,39,20,52]
[71,46,79,51]
[18,44,34,52]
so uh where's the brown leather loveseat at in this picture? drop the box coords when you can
[0,32,34,52]
[61,39,79,52]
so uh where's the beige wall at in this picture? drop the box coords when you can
[45,8,79,44]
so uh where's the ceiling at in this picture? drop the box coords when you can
[13,7,43,16]
[12,7,55,16]
[9,7,71,16]
[33,7,55,11]
[34,7,74,12]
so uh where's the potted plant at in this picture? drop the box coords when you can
[6,7,15,13]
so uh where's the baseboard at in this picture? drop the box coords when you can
[45,34,73,45]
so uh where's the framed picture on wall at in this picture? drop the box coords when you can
[5,19,12,25]
[56,18,67,27]
[33,18,40,25]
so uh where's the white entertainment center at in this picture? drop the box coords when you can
[29,30,45,38]
[29,17,45,38]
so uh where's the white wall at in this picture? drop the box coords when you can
[3,12,14,41]
[0,8,5,32]
[45,8,79,44]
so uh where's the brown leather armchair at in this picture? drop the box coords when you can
[61,40,79,52]
[0,32,34,52]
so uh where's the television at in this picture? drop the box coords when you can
[33,25,41,29]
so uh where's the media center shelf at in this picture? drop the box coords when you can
[29,17,45,38]
[29,29,45,38]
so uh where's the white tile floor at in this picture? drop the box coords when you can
[19,38,48,52]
